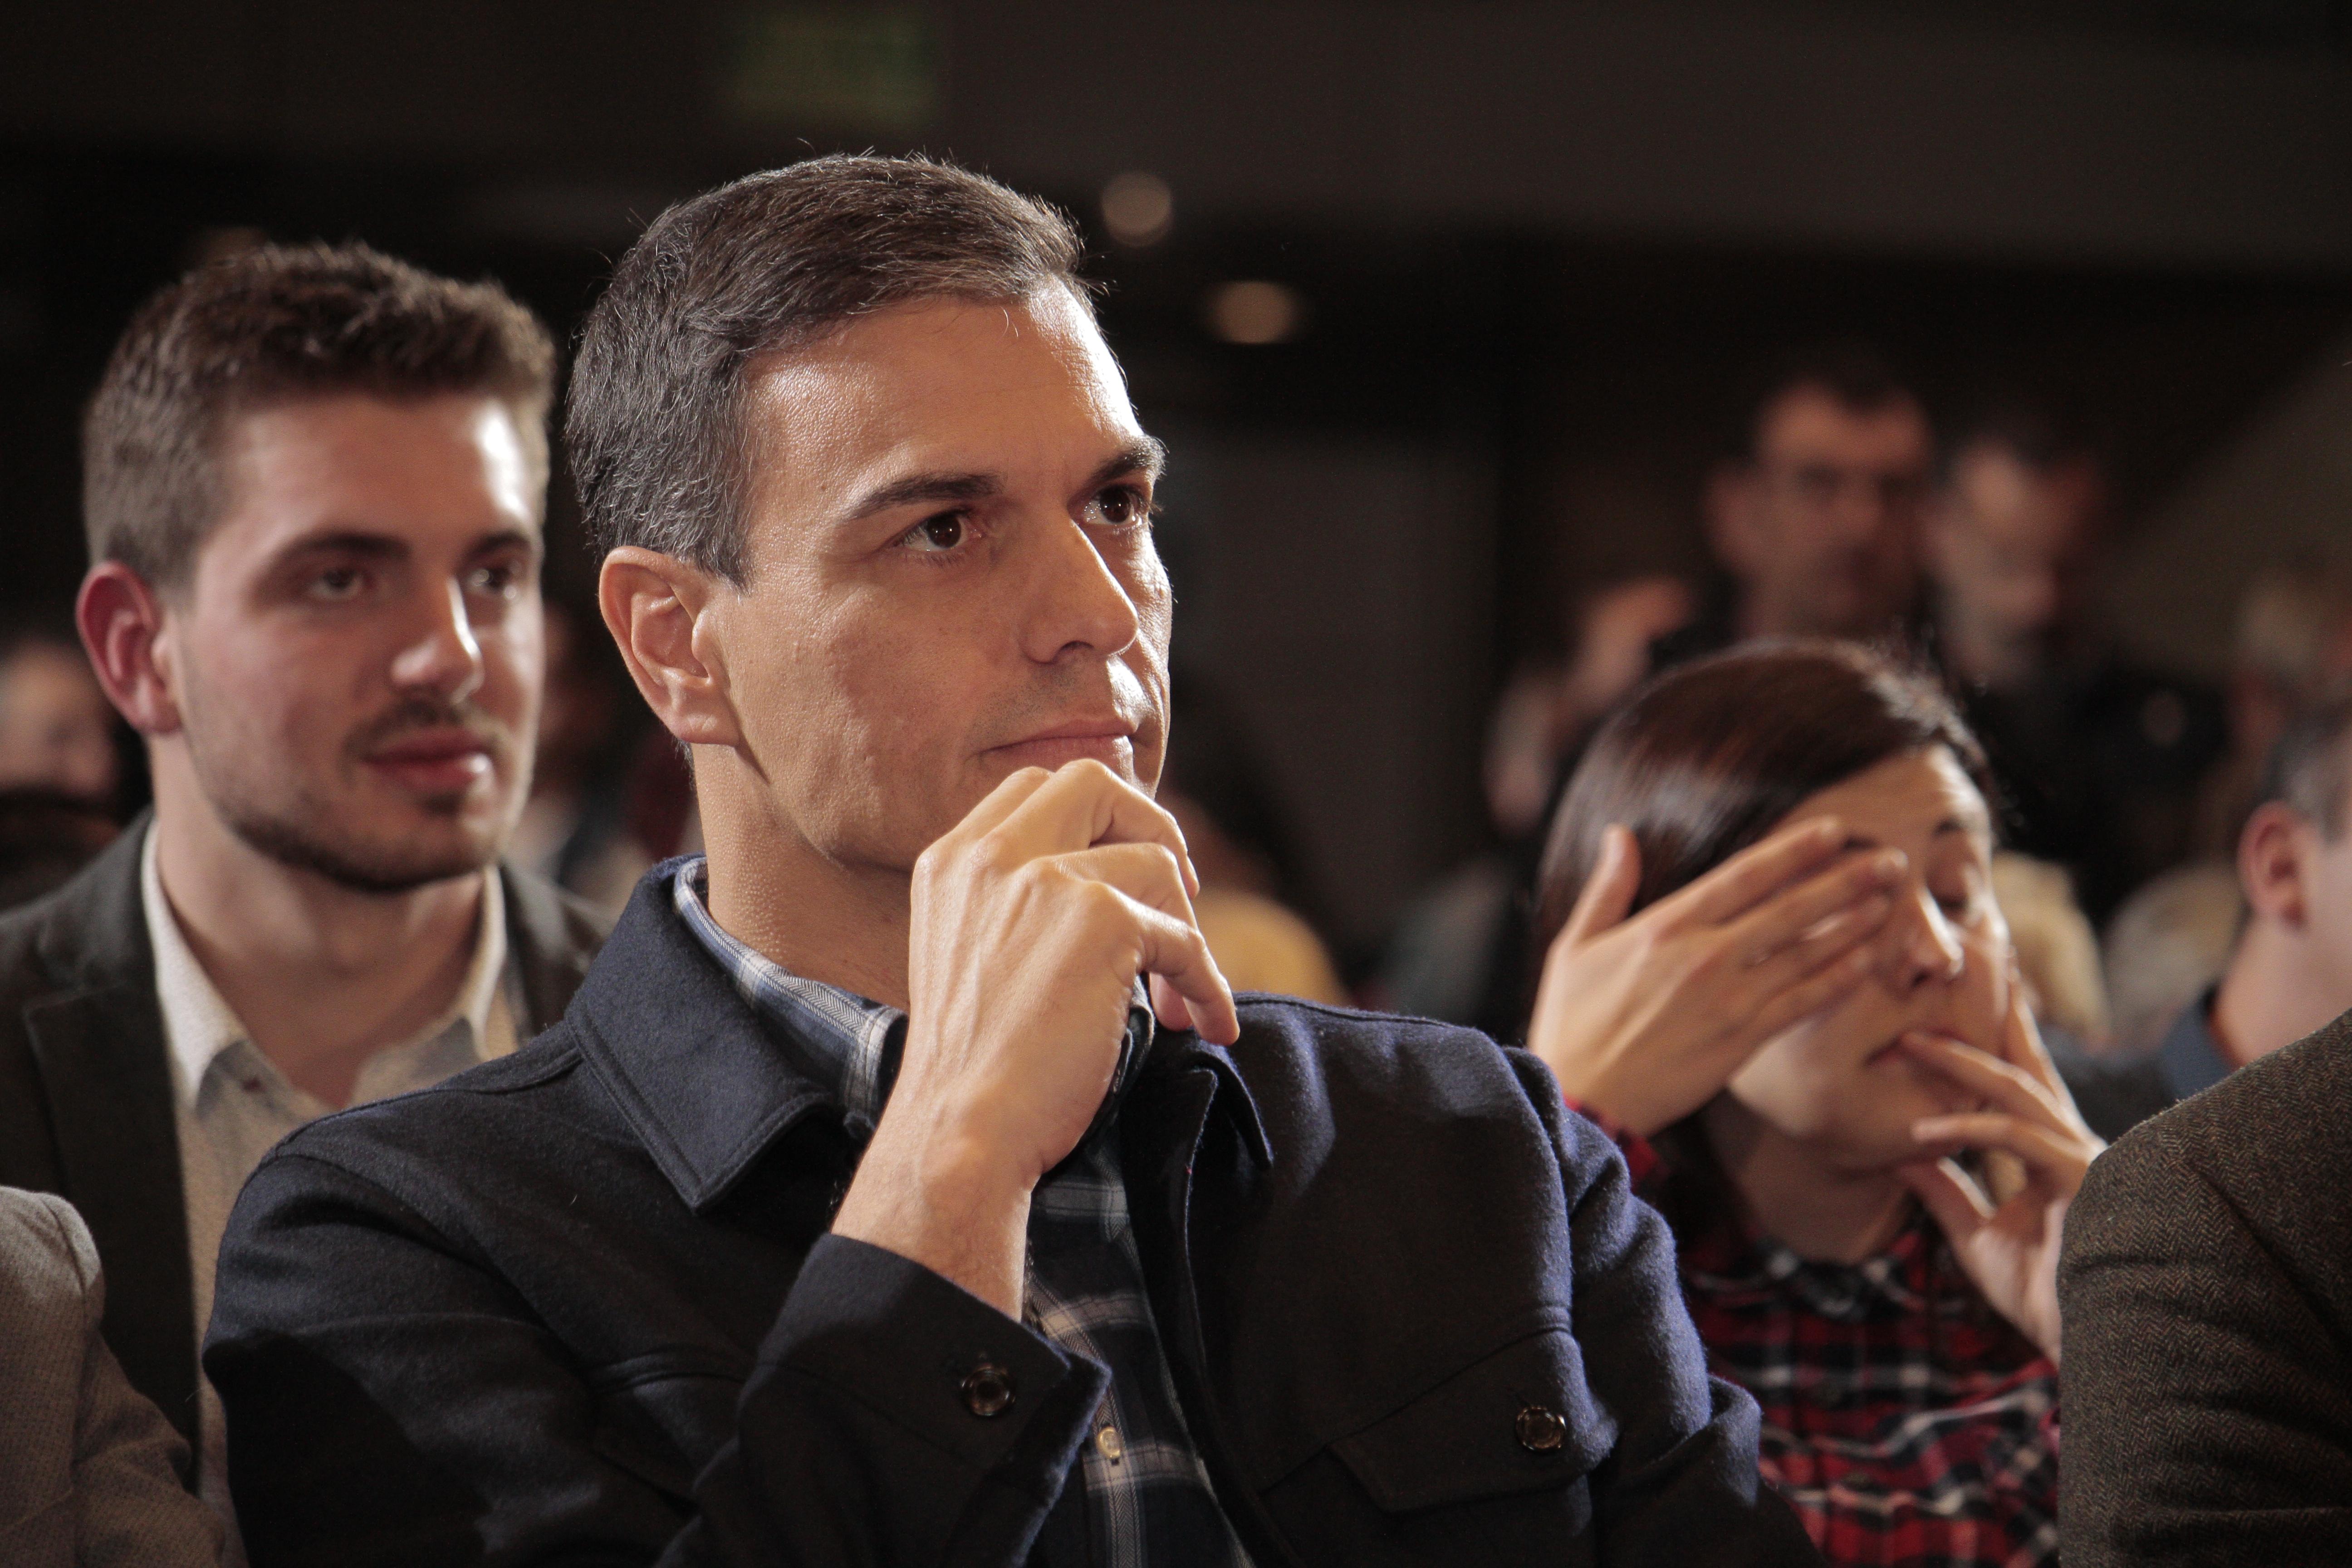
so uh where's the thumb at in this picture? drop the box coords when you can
[1562,824,1642,946]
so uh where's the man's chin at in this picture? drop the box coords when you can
[231,807,503,895]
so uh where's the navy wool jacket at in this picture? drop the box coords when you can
[205,874,1816,1567]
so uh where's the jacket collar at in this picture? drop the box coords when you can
[27,810,155,995]
[565,862,1269,1214]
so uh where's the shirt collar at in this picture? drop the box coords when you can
[668,854,1153,1149]
[670,858,903,1135]
[1681,1198,1942,1322]
[2158,983,2234,1101]
[141,822,510,1112]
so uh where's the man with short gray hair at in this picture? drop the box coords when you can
[209,158,1814,1566]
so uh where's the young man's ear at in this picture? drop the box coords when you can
[600,547,745,751]
[2238,801,2313,929]
[77,561,182,736]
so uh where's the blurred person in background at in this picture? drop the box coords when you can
[1651,344,1933,671]
[1989,851,2111,1050]
[1527,642,2103,1567]
[0,617,132,912]
[1156,677,1345,1003]
[2069,687,2352,1139]
[2100,554,2352,1055]
[507,598,656,916]
[0,619,122,808]
[1387,343,1929,1036]
[1382,573,1693,1032]
[0,243,607,1554]
[1925,407,2223,924]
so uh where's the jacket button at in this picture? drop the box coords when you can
[961,1362,1016,1418]
[1515,1404,1567,1454]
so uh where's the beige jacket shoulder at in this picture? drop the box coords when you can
[0,1187,220,1568]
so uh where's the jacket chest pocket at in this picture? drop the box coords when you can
[586,1349,749,1504]
[1267,1328,1613,1567]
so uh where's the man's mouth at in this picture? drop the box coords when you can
[987,720,1140,772]
[363,728,496,795]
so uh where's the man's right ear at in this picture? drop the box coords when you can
[2238,800,2311,930]
[76,562,181,736]
[599,547,745,750]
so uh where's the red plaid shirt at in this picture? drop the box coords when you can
[1575,1104,2060,1568]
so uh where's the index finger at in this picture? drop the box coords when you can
[1000,759,1200,896]
[1658,816,1851,928]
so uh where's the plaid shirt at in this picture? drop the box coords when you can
[1575,1103,2060,1568]
[673,860,1251,1568]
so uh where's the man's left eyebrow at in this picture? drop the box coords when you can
[274,531,408,565]
[469,526,543,559]
[1086,438,1166,492]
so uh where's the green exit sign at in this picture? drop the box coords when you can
[721,7,942,135]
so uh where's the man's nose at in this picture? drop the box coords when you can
[1881,882,1966,994]
[388,578,486,705]
[1019,513,1143,664]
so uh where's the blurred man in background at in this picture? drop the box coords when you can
[0,617,126,909]
[2071,688,2352,1138]
[1926,408,2223,923]
[1653,344,1933,669]
[0,621,120,806]
[0,243,606,1554]
[2102,555,2352,1054]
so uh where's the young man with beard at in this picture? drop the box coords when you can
[207,160,1823,1565]
[0,244,608,1543]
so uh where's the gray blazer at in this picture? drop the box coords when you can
[2058,1011,2352,1563]
[0,1186,220,1567]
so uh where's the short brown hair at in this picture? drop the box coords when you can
[566,154,1090,583]
[2260,683,2352,841]
[83,241,556,590]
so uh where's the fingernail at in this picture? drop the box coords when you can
[1872,849,1906,880]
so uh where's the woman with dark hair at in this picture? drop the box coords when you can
[1527,640,2101,1567]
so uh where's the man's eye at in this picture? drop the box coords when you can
[469,563,520,597]
[309,567,364,600]
[902,512,967,553]
[1092,485,1148,527]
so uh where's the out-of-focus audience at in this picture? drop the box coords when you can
[0,241,606,1561]
[507,598,657,916]
[0,623,132,910]
[1383,574,1695,1034]
[0,622,121,808]
[2101,556,2352,1055]
[1925,408,2223,922]
[1383,345,1937,1037]
[1989,850,2112,1049]
[1656,344,1933,666]
[1526,642,2095,1567]
[2069,687,2352,1139]
[1157,679,1346,1004]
